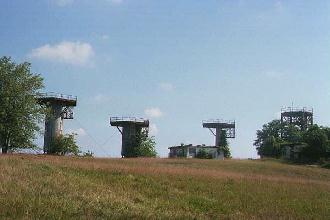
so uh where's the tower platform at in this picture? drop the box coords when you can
[203,119,236,146]
[203,119,235,129]
[110,117,149,127]
[36,92,77,106]
[281,107,313,131]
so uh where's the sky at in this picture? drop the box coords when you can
[1,0,330,158]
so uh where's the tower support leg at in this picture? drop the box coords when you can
[215,128,221,147]
[44,104,63,154]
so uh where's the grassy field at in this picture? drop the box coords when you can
[0,155,329,219]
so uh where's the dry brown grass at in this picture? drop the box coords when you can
[0,154,329,219]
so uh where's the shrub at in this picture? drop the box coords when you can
[219,145,231,158]
[196,149,212,159]
[49,133,80,156]
[125,131,157,158]
[134,135,157,157]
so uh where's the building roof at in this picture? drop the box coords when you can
[168,144,218,149]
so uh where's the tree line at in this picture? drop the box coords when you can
[254,119,330,163]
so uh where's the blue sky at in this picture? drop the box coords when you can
[1,0,330,158]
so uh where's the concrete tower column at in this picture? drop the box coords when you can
[215,128,221,147]
[121,125,130,156]
[44,104,63,153]
[121,124,143,157]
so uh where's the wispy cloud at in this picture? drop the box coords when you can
[149,123,159,136]
[159,82,174,92]
[144,107,163,118]
[28,41,94,66]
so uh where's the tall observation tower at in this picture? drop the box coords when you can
[37,93,77,154]
[110,117,149,157]
[281,107,313,131]
[203,119,236,146]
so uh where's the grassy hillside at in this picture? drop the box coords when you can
[0,155,329,219]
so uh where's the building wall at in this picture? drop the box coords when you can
[169,145,224,160]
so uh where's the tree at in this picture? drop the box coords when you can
[259,136,281,157]
[254,120,282,147]
[135,135,157,157]
[281,124,302,143]
[0,57,44,153]
[219,130,231,158]
[253,120,301,158]
[254,120,283,158]
[320,126,330,141]
[127,131,157,157]
[301,125,329,161]
[50,133,80,156]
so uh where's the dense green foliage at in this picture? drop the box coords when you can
[254,120,282,157]
[219,130,231,158]
[254,120,330,162]
[196,148,212,159]
[49,133,80,155]
[0,57,44,153]
[301,125,330,162]
[126,131,157,157]
[134,135,157,157]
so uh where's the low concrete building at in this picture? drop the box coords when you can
[281,143,307,160]
[168,144,224,159]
